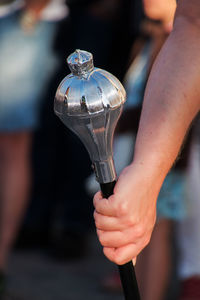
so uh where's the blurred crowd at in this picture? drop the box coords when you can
[0,0,200,300]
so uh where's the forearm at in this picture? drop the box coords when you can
[133,5,200,178]
[93,1,200,265]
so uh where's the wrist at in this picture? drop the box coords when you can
[130,152,170,184]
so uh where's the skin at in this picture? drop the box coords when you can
[133,2,176,300]
[24,0,50,16]
[0,132,32,269]
[0,0,50,271]
[93,0,200,265]
[143,0,176,31]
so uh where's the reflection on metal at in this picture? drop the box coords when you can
[54,50,126,183]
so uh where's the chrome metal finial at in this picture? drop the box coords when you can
[54,50,126,183]
[67,49,94,77]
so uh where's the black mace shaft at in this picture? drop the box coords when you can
[100,182,141,300]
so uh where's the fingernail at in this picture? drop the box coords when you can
[132,257,137,266]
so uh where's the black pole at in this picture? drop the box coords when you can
[100,181,141,300]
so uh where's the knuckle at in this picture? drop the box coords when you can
[114,253,125,265]
[103,248,127,265]
[98,232,106,246]
[114,257,122,265]
[103,247,110,259]
[99,235,104,245]
[95,219,100,229]
[134,224,145,239]
[93,191,101,206]
[126,214,136,227]
[94,215,100,229]
[117,201,128,216]
[94,213,100,227]
[143,234,151,247]
[103,247,114,262]
[96,228,101,239]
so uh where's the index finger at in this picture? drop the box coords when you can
[93,192,117,217]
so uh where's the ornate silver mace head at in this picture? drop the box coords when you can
[54,49,126,183]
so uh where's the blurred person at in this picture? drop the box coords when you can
[177,116,200,300]
[93,0,200,294]
[0,0,68,296]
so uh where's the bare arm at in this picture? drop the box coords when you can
[135,0,200,177]
[93,0,200,265]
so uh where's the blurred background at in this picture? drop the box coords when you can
[0,0,199,299]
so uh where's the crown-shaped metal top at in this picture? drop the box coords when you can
[67,49,94,76]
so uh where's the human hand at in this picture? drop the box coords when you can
[93,162,164,265]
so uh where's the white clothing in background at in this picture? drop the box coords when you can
[40,0,69,21]
[0,0,24,17]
